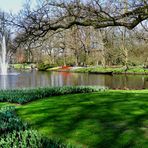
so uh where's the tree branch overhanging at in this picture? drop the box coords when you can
[12,0,148,44]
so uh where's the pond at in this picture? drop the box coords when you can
[0,70,148,89]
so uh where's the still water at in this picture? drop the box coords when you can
[0,70,148,89]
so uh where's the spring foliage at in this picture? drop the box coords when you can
[0,86,103,104]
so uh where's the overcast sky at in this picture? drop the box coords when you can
[0,0,36,13]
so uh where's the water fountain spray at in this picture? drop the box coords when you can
[0,35,8,75]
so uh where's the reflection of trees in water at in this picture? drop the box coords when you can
[123,74,128,89]
[142,77,148,89]
[0,71,148,89]
[1,75,7,89]
[59,72,72,85]
[108,75,148,89]
[104,75,113,89]
[51,73,108,87]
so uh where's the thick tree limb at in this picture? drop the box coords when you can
[13,0,148,44]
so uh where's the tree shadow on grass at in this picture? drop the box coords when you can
[17,92,148,147]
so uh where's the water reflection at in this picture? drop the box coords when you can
[1,75,7,89]
[0,71,148,89]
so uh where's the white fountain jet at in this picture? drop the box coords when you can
[0,35,8,75]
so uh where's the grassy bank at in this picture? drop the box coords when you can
[10,64,148,75]
[71,67,148,75]
[11,63,32,69]
[0,89,147,147]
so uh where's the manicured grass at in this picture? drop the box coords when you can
[71,67,148,74]
[0,103,9,108]
[14,91,148,147]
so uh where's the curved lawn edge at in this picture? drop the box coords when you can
[0,90,148,147]
[0,86,148,105]
[15,91,148,147]
[0,106,78,148]
[0,86,106,104]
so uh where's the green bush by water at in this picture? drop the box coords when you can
[37,63,54,71]
[0,86,103,104]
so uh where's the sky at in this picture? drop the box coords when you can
[0,0,36,13]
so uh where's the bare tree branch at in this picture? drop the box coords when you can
[11,0,148,44]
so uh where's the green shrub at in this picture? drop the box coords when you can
[37,63,53,71]
[0,129,76,148]
[0,106,27,135]
[0,106,76,148]
[0,86,104,104]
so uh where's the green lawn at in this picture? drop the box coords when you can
[0,102,9,108]
[71,66,148,74]
[6,91,146,148]
[11,63,33,69]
